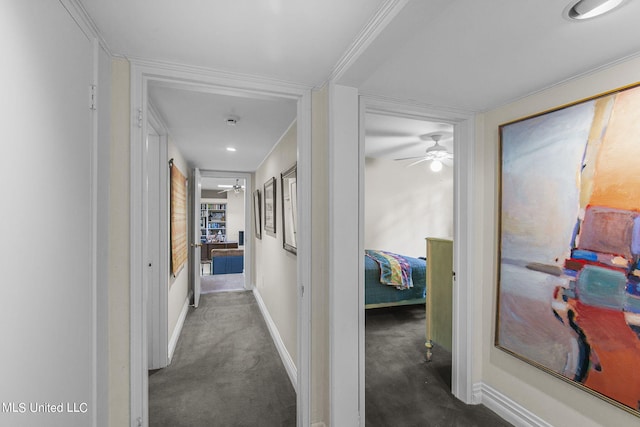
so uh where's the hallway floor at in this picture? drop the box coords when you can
[200,272,245,294]
[365,305,512,427]
[148,292,296,426]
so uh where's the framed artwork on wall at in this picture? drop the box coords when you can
[264,177,276,234]
[253,189,262,240]
[496,82,640,416]
[169,159,187,277]
[281,163,297,254]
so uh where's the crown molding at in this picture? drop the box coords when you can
[128,56,314,96]
[485,50,640,113]
[324,0,409,87]
[59,0,113,56]
[147,100,170,136]
[360,92,477,119]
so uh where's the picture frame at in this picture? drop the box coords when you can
[264,177,276,234]
[496,82,640,416]
[253,189,262,240]
[281,164,297,254]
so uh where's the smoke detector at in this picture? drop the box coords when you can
[225,116,239,126]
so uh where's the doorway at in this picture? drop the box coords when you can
[199,175,248,293]
[352,95,478,424]
[129,62,312,426]
[362,112,455,423]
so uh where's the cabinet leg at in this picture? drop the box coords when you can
[425,340,433,362]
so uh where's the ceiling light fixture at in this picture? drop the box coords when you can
[430,160,443,172]
[564,0,625,20]
[226,147,236,152]
[394,133,453,172]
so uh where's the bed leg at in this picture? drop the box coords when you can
[425,340,433,362]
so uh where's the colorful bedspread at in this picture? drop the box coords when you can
[365,250,413,290]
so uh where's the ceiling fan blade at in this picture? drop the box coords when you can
[407,157,430,167]
[394,155,427,161]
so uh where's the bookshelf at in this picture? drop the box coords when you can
[200,202,226,241]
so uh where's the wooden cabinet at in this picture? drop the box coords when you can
[200,241,239,261]
[425,237,453,361]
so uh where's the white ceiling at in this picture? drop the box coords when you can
[80,0,386,86]
[365,114,453,161]
[340,0,640,112]
[80,0,640,170]
[149,83,296,171]
[201,177,245,192]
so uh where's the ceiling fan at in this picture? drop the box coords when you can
[394,134,453,171]
[218,179,245,194]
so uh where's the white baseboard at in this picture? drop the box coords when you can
[253,288,298,391]
[168,297,189,362]
[474,382,552,427]
[311,423,327,427]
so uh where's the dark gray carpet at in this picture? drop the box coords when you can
[366,305,511,427]
[149,291,296,427]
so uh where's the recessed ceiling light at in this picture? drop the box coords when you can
[564,0,625,21]
[226,147,236,152]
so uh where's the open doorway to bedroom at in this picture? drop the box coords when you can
[199,176,247,293]
[363,112,455,423]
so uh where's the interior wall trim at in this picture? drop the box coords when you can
[253,288,298,390]
[130,60,312,427]
[357,94,477,414]
[168,297,190,362]
[59,0,113,56]
[475,382,553,427]
[326,0,409,85]
[128,56,314,94]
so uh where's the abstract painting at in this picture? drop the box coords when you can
[497,83,640,416]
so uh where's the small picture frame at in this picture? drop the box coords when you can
[281,164,297,254]
[264,177,276,234]
[253,189,262,240]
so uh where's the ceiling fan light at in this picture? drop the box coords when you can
[430,160,443,172]
[565,0,625,20]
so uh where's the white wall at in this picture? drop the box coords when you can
[364,157,453,257]
[0,2,103,425]
[477,56,640,427]
[311,88,330,425]
[96,38,112,426]
[226,190,246,245]
[109,58,131,427]
[254,122,298,365]
[167,140,189,341]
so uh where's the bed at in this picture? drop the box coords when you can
[365,239,453,363]
[364,250,427,308]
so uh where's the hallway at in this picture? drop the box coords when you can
[148,292,296,426]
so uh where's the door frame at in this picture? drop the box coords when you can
[199,170,253,290]
[354,94,477,423]
[146,106,170,370]
[129,60,312,427]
